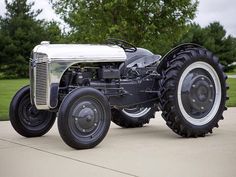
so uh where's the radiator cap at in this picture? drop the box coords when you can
[40,41,50,45]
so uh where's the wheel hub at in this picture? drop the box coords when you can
[189,75,214,112]
[28,106,39,117]
[19,96,48,128]
[73,103,99,133]
[181,68,216,119]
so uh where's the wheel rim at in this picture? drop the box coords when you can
[122,106,151,118]
[68,97,105,140]
[19,95,50,129]
[177,61,221,126]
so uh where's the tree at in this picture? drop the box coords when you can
[51,0,198,54]
[0,0,42,78]
[0,0,63,78]
[43,21,65,43]
[179,22,236,69]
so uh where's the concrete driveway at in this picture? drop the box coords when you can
[0,108,236,177]
[228,75,236,78]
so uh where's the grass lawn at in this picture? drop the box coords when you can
[227,78,236,107]
[0,78,235,121]
[0,79,29,121]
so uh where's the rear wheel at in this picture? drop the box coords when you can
[10,86,56,137]
[58,87,111,149]
[111,106,155,128]
[159,48,228,137]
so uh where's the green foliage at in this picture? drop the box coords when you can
[0,0,63,79]
[0,0,235,78]
[51,0,198,54]
[179,22,236,70]
[43,21,65,43]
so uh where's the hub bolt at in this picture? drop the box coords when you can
[82,129,86,132]
[75,118,78,121]
[210,85,213,88]
[192,99,196,103]
[201,77,204,80]
[209,99,213,102]
[94,123,97,126]
[83,105,86,108]
[201,106,204,110]
[192,84,196,88]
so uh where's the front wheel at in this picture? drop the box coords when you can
[10,86,56,137]
[58,87,111,149]
[159,48,228,137]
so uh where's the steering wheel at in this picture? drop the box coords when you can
[106,38,137,52]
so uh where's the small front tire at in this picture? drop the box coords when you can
[10,86,56,137]
[58,87,111,149]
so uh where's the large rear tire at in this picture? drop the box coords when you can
[10,86,56,137]
[111,106,155,128]
[159,48,228,137]
[58,87,111,149]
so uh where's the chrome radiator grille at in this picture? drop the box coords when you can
[35,62,48,105]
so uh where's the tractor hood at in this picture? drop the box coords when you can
[32,42,127,62]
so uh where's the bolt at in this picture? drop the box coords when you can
[83,105,86,108]
[201,106,204,110]
[210,85,213,88]
[94,123,97,126]
[201,77,204,80]
[94,109,97,112]
[192,84,196,88]
[192,99,196,103]
[75,118,78,121]
[82,129,86,132]
[209,99,213,102]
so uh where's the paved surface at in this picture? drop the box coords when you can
[0,108,236,177]
[228,75,236,78]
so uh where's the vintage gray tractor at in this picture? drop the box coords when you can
[9,39,228,149]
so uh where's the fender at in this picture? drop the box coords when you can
[157,43,204,72]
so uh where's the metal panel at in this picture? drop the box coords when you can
[34,44,127,62]
[29,61,34,105]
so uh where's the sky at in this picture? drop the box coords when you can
[0,0,235,36]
